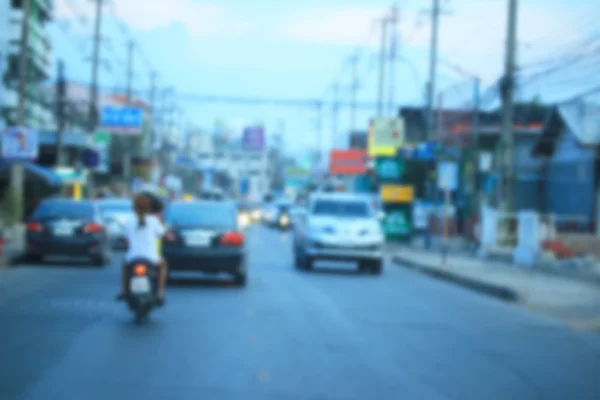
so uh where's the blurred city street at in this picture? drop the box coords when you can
[2,225,600,400]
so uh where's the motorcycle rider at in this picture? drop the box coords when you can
[116,193,167,305]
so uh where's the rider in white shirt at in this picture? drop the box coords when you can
[117,194,167,305]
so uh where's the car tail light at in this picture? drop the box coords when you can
[164,231,178,242]
[220,231,244,246]
[83,223,103,233]
[133,263,147,276]
[26,222,43,232]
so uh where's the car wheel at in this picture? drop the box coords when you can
[234,272,247,287]
[301,255,313,271]
[92,252,108,267]
[25,253,43,264]
[370,260,383,275]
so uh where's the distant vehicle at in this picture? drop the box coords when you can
[25,198,111,266]
[236,201,251,228]
[249,202,262,222]
[162,200,247,286]
[292,193,384,274]
[270,200,294,230]
[97,198,133,250]
[261,203,276,225]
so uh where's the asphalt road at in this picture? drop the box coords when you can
[1,225,600,400]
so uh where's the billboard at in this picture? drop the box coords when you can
[2,127,39,160]
[100,106,143,134]
[368,118,405,157]
[349,131,368,149]
[329,149,367,175]
[242,126,265,151]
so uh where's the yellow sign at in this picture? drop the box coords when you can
[368,118,405,157]
[380,184,414,203]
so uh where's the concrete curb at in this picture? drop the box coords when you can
[392,255,520,302]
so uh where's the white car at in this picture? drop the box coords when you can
[293,193,385,274]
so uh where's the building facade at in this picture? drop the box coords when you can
[1,0,53,130]
[192,133,275,200]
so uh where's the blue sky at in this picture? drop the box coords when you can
[50,0,599,154]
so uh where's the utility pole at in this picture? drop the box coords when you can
[376,17,389,118]
[500,0,519,211]
[316,103,323,162]
[349,55,359,132]
[332,83,339,149]
[388,5,399,117]
[87,0,103,195]
[149,71,158,153]
[426,0,440,141]
[56,60,66,166]
[472,77,481,200]
[123,40,135,184]
[13,0,32,222]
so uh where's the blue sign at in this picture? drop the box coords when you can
[100,106,143,134]
[81,148,99,168]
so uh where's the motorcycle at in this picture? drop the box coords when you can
[125,258,159,324]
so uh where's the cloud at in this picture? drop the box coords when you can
[278,6,386,47]
[53,0,254,38]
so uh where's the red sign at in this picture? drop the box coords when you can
[329,149,367,175]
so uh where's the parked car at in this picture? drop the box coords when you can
[292,192,384,274]
[97,198,134,250]
[25,198,111,265]
[162,200,247,286]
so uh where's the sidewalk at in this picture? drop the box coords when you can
[0,224,25,268]
[391,246,600,332]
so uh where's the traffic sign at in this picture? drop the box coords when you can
[81,148,99,168]
[100,106,143,134]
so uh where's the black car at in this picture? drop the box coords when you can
[162,200,247,286]
[25,198,111,265]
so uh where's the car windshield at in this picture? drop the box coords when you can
[312,199,371,218]
[98,201,132,215]
[33,201,95,220]
[166,202,237,228]
[277,204,291,212]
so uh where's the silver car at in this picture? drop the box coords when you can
[293,193,385,274]
[97,198,134,250]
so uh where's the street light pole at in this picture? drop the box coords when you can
[501,0,519,211]
[12,0,32,223]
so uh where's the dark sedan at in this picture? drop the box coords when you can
[25,198,111,265]
[162,200,247,286]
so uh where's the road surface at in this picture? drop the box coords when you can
[1,226,600,400]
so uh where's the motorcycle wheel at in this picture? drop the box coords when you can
[134,309,149,325]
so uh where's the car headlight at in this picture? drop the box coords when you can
[280,215,289,225]
[238,213,249,227]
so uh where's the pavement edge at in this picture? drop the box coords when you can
[392,255,520,302]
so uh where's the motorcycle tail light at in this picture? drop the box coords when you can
[165,231,178,242]
[133,264,148,276]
